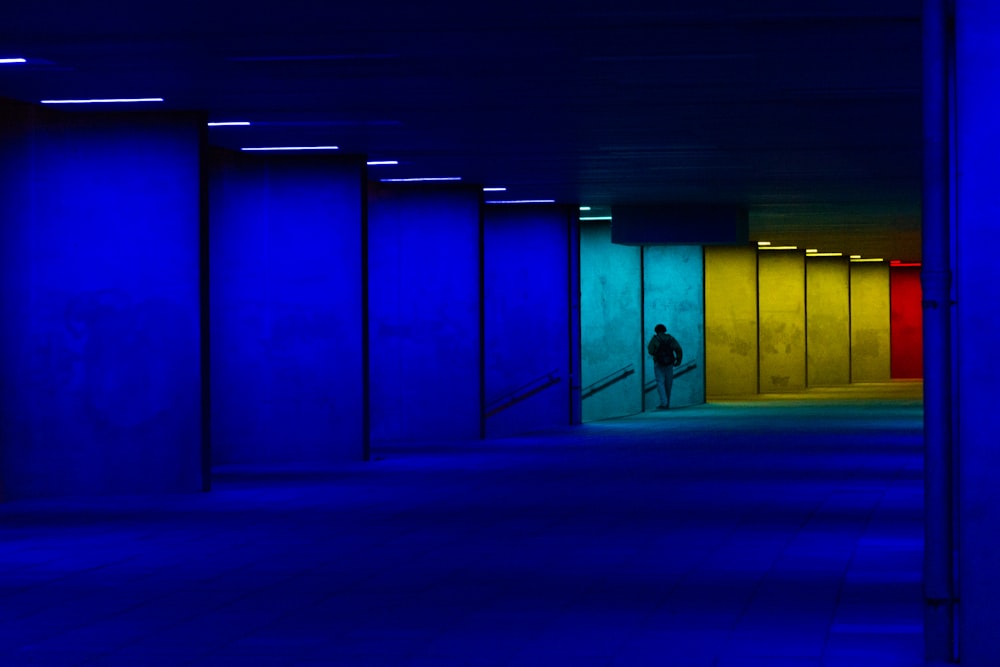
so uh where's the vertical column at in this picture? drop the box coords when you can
[849,263,891,383]
[579,222,642,421]
[956,1,1000,663]
[1,104,205,499]
[209,151,366,464]
[889,265,924,379]
[704,246,758,396]
[642,246,706,409]
[483,205,572,438]
[758,251,806,393]
[805,257,851,386]
[368,183,481,442]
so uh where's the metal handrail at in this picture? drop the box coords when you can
[485,370,561,417]
[581,363,636,400]
[643,361,698,393]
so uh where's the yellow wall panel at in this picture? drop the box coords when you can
[758,252,806,392]
[705,246,758,396]
[850,263,891,382]
[806,258,851,386]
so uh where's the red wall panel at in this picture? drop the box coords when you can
[890,266,923,378]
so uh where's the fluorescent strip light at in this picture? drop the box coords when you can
[850,258,884,263]
[483,187,507,192]
[757,241,771,246]
[850,255,862,259]
[366,160,399,166]
[579,206,592,211]
[759,245,798,250]
[241,145,339,151]
[805,249,818,254]
[208,121,251,127]
[580,216,613,221]
[380,177,461,182]
[485,199,556,204]
[41,97,164,104]
[807,252,843,257]
[1,58,27,64]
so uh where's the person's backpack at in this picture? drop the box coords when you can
[649,334,675,366]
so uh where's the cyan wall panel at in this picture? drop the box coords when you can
[757,251,806,392]
[850,263,891,382]
[209,151,365,464]
[1,107,204,499]
[805,257,851,386]
[484,206,571,437]
[704,246,758,396]
[643,246,706,409]
[580,223,643,421]
[368,183,481,442]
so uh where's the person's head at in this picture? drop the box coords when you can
[654,324,667,334]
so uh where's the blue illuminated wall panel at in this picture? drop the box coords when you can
[0,104,204,499]
[484,205,572,437]
[758,251,806,392]
[209,151,365,464]
[580,222,642,421]
[956,5,1000,661]
[643,246,706,409]
[367,183,481,442]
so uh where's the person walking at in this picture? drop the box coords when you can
[648,323,683,410]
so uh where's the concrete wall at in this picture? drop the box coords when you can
[643,246,706,409]
[705,246,758,396]
[484,206,572,437]
[849,263,891,382]
[367,183,481,442]
[0,106,205,499]
[758,251,806,392]
[209,151,365,464]
[805,257,851,386]
[579,223,643,422]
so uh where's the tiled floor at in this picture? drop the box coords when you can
[1,382,924,666]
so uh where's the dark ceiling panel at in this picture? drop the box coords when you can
[0,0,923,260]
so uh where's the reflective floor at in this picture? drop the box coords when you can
[0,382,924,666]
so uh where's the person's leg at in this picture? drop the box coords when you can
[654,364,668,408]
[663,365,674,407]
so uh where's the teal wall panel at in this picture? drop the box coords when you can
[643,246,706,409]
[758,251,806,392]
[579,223,643,421]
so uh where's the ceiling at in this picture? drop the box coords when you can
[0,0,923,261]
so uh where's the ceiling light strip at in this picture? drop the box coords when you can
[485,199,555,204]
[208,121,251,127]
[242,145,339,151]
[1,58,28,64]
[41,98,164,104]
[366,160,399,166]
[380,177,461,182]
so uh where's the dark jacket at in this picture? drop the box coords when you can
[648,332,682,367]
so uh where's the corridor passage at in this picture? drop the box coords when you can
[0,382,924,666]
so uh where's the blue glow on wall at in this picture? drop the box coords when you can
[1,105,204,499]
[484,205,572,437]
[209,151,365,464]
[367,183,481,442]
